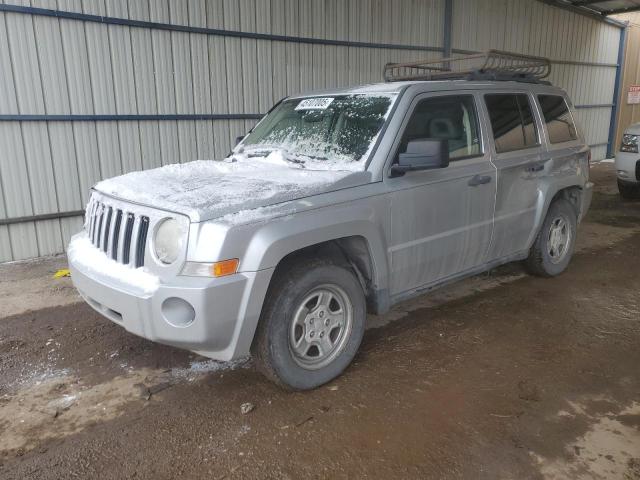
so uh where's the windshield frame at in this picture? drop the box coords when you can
[236,92,402,172]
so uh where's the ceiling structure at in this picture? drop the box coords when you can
[545,0,640,16]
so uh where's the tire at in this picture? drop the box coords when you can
[525,198,577,277]
[252,257,366,390]
[618,180,640,200]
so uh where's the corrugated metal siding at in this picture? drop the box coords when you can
[453,0,620,161]
[0,0,621,261]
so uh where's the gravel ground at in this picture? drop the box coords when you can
[0,162,639,480]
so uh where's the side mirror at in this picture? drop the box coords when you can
[391,139,449,177]
[235,135,245,146]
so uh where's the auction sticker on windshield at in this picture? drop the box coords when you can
[295,97,334,111]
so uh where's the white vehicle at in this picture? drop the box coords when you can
[616,124,640,198]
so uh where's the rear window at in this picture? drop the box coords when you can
[485,94,539,153]
[538,95,578,144]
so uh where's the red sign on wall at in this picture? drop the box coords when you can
[628,85,640,105]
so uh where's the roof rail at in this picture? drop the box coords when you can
[383,50,552,84]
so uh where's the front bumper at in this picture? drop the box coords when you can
[614,152,640,184]
[69,236,274,361]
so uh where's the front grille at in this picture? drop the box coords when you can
[85,198,149,267]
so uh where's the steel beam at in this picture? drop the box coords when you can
[604,6,640,15]
[571,0,617,6]
[443,0,453,59]
[538,0,626,26]
[0,114,263,122]
[0,210,85,227]
[607,26,628,158]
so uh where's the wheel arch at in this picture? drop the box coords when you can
[231,207,391,359]
[549,186,582,218]
[529,182,585,251]
[267,235,388,315]
[241,201,391,297]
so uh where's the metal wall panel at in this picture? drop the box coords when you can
[453,0,620,152]
[0,0,621,261]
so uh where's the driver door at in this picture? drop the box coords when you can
[386,92,496,297]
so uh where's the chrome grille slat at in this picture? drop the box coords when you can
[122,212,135,265]
[129,216,142,268]
[84,197,151,269]
[116,210,128,263]
[88,201,98,241]
[102,206,113,253]
[111,209,123,261]
[135,216,150,268]
[97,205,108,250]
[94,204,104,247]
[84,198,94,232]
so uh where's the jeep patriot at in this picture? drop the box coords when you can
[69,52,593,389]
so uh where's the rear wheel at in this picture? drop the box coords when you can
[525,198,577,277]
[252,258,366,390]
[618,180,640,200]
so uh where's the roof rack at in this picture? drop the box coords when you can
[383,50,552,84]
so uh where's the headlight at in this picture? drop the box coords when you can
[620,134,639,153]
[153,218,184,264]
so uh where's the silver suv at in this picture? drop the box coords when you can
[69,52,593,390]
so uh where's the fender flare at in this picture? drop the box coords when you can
[242,203,390,291]
[229,203,390,358]
[528,179,585,250]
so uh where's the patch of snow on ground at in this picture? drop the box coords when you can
[171,357,250,382]
[8,366,71,391]
[68,235,159,295]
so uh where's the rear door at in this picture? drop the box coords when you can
[483,92,546,261]
[386,92,496,297]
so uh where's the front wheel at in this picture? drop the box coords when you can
[525,198,577,277]
[252,258,366,390]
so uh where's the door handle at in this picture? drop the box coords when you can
[526,163,545,173]
[468,175,492,187]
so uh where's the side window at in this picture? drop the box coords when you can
[398,95,482,161]
[538,95,578,144]
[485,94,539,153]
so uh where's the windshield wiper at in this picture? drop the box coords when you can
[242,144,280,155]
[243,146,308,166]
[295,152,328,162]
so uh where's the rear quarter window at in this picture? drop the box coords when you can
[538,95,579,144]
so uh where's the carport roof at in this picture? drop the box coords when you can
[547,0,640,16]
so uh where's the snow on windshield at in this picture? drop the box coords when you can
[238,94,396,171]
[92,94,394,222]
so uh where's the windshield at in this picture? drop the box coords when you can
[239,94,396,171]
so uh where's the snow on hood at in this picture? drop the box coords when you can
[94,152,369,223]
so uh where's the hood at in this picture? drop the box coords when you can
[93,153,370,223]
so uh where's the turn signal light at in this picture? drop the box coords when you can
[212,258,239,277]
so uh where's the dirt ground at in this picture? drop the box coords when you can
[1,162,639,480]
